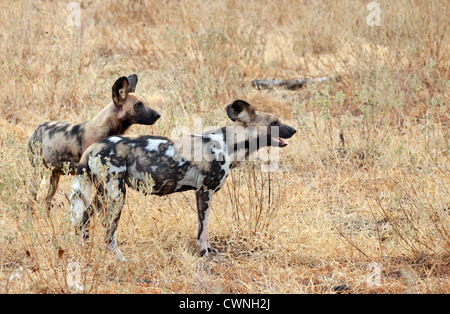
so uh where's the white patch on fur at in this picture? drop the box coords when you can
[175,167,202,191]
[71,176,82,192]
[88,155,103,175]
[70,199,85,226]
[237,110,250,123]
[108,136,122,143]
[205,132,224,143]
[106,178,121,199]
[145,139,167,152]
[165,146,175,157]
[70,176,91,226]
[201,132,226,162]
[108,163,126,174]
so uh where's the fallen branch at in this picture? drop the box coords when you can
[251,75,336,90]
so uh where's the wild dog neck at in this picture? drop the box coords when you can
[194,123,271,166]
[83,103,131,151]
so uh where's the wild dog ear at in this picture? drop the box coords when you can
[226,100,256,123]
[127,74,138,93]
[112,76,130,106]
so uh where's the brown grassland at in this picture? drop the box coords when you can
[0,0,449,293]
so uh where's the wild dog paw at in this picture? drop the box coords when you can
[200,246,218,257]
[113,247,127,263]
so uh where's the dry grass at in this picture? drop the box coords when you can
[0,0,449,293]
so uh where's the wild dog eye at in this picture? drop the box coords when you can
[270,121,279,127]
[134,102,143,109]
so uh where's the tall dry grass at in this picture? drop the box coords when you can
[0,0,448,293]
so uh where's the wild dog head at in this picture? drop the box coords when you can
[112,74,161,126]
[226,100,296,148]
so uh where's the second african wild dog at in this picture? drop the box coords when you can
[70,100,296,261]
[28,74,161,211]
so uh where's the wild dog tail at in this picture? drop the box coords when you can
[28,124,45,166]
[69,143,99,228]
[27,124,47,211]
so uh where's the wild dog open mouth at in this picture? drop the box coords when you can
[271,137,288,147]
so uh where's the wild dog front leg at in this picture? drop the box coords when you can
[195,189,218,257]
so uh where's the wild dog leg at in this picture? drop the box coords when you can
[102,175,127,262]
[196,189,217,257]
[45,170,60,211]
[70,174,92,239]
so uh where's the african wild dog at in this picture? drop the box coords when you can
[70,100,296,261]
[28,74,161,211]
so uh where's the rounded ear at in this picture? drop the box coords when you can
[112,76,130,106]
[226,100,255,123]
[127,74,138,93]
